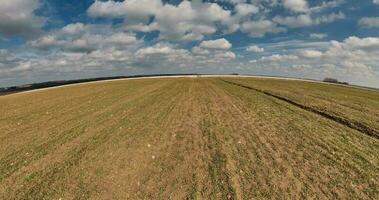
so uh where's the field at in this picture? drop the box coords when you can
[0,77,378,199]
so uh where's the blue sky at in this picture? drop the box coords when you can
[0,0,379,87]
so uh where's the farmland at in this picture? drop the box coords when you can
[0,77,378,199]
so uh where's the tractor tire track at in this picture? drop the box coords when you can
[221,79,379,139]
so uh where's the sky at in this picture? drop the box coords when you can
[0,0,379,88]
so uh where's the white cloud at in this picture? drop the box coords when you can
[0,49,33,75]
[374,0,379,5]
[309,0,345,13]
[300,49,323,58]
[136,43,187,57]
[29,35,65,50]
[341,36,379,49]
[359,17,379,28]
[191,38,236,62]
[246,45,264,53]
[310,33,327,39]
[134,41,236,68]
[241,20,286,37]
[273,12,345,28]
[235,4,259,16]
[105,32,138,45]
[261,54,299,62]
[88,0,231,41]
[252,36,379,86]
[123,22,159,32]
[314,12,345,24]
[282,0,309,13]
[62,23,86,35]
[86,0,347,40]
[65,33,139,52]
[192,46,211,55]
[219,51,236,59]
[30,24,139,52]
[87,0,161,19]
[199,38,232,50]
[273,14,313,27]
[0,0,45,38]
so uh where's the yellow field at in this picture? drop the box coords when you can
[0,77,378,199]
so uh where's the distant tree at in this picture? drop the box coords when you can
[323,78,349,85]
[323,77,338,83]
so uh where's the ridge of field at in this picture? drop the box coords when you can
[0,77,378,199]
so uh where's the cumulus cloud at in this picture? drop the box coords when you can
[29,35,65,50]
[192,38,236,61]
[88,0,230,41]
[359,17,379,28]
[282,0,309,13]
[300,49,323,58]
[136,43,188,57]
[63,33,138,52]
[235,3,259,16]
[86,0,348,40]
[252,36,379,86]
[241,20,286,37]
[62,23,86,35]
[273,14,312,27]
[246,45,264,53]
[340,36,379,49]
[0,0,45,39]
[282,0,343,13]
[261,54,298,62]
[0,49,32,76]
[87,0,161,19]
[134,43,193,67]
[29,23,139,52]
[314,12,345,24]
[273,12,345,28]
[20,39,237,76]
[199,39,232,50]
[309,0,345,13]
[133,40,236,68]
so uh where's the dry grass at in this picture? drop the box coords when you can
[0,77,378,199]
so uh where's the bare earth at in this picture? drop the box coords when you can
[0,77,378,199]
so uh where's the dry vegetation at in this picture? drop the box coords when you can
[0,77,378,199]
